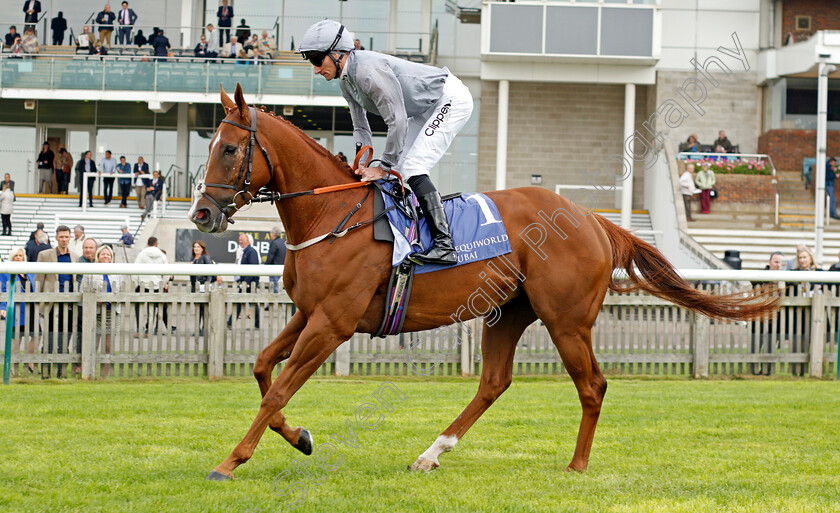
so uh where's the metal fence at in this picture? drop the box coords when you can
[1,265,838,381]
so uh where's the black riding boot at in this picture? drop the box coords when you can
[408,175,457,265]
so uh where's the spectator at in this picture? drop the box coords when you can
[258,30,276,58]
[217,0,233,45]
[713,130,733,153]
[77,25,92,49]
[21,28,37,54]
[9,36,24,58]
[74,236,98,373]
[336,152,347,164]
[133,29,146,47]
[222,35,242,60]
[785,243,810,270]
[0,183,14,236]
[37,142,54,194]
[55,145,73,194]
[228,233,260,329]
[242,34,257,54]
[235,19,251,42]
[679,162,698,222]
[245,47,265,65]
[133,236,169,336]
[206,24,220,55]
[117,1,137,46]
[194,34,216,58]
[118,224,134,246]
[148,27,160,47]
[826,157,840,220]
[190,240,220,336]
[3,173,15,192]
[133,156,149,209]
[116,155,132,207]
[96,4,116,49]
[766,251,784,271]
[68,225,87,255]
[695,162,715,214]
[26,229,50,263]
[0,247,36,376]
[81,245,121,378]
[23,1,40,34]
[152,29,170,59]
[685,134,700,152]
[794,247,820,272]
[265,226,286,297]
[354,38,364,50]
[51,12,67,45]
[100,150,117,205]
[5,26,18,47]
[141,169,163,220]
[829,250,840,272]
[28,221,44,242]
[35,225,78,379]
[76,151,96,207]
[89,40,108,56]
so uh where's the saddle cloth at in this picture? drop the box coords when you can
[378,187,512,274]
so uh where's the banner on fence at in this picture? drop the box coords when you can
[175,229,285,263]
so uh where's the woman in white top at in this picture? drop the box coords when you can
[81,245,122,378]
[0,183,14,235]
[678,162,699,222]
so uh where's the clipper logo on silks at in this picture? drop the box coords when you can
[381,190,511,274]
[424,103,451,136]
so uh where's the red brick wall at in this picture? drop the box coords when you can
[714,174,776,205]
[782,0,840,43]
[758,129,840,171]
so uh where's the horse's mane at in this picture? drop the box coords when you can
[254,107,355,174]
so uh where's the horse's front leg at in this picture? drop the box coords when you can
[253,310,313,454]
[207,310,353,480]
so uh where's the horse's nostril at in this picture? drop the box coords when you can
[195,209,208,220]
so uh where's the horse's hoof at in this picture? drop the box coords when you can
[294,428,313,456]
[409,457,439,472]
[206,470,233,481]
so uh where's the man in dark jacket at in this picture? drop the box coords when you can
[96,4,116,48]
[50,12,67,45]
[117,1,137,45]
[229,233,260,329]
[217,0,233,44]
[153,29,170,59]
[265,226,286,294]
[5,26,18,46]
[23,1,40,33]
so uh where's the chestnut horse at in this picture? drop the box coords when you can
[189,85,778,480]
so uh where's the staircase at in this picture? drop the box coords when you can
[594,210,657,246]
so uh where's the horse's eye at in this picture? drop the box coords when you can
[223,146,237,156]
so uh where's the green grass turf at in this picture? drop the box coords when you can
[1,376,838,513]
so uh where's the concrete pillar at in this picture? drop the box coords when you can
[180,0,195,49]
[388,0,398,52]
[177,102,190,198]
[420,0,432,53]
[816,63,834,265]
[496,79,509,191]
[621,83,636,229]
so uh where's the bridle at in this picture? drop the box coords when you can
[196,106,277,225]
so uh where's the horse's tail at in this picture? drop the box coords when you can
[594,214,779,321]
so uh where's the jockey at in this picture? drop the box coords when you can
[299,20,473,266]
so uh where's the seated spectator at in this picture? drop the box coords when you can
[245,47,265,65]
[685,134,700,152]
[766,251,783,271]
[118,224,134,246]
[77,25,92,49]
[222,36,242,60]
[194,34,216,58]
[235,19,250,42]
[713,130,733,153]
[153,29,170,59]
[258,30,276,58]
[9,36,24,58]
[679,162,698,222]
[89,41,108,56]
[242,34,258,54]
[21,29,38,54]
[5,26,18,47]
[133,29,146,47]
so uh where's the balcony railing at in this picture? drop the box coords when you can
[0,54,343,97]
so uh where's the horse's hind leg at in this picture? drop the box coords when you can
[252,310,312,455]
[410,296,537,471]
[546,326,606,472]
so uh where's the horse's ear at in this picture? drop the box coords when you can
[234,83,251,126]
[220,84,235,111]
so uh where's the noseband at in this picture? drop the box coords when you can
[197,106,276,225]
